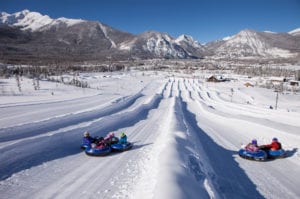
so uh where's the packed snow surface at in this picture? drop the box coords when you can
[0,71,300,199]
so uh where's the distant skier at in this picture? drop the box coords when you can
[245,139,259,152]
[260,137,282,151]
[118,132,127,144]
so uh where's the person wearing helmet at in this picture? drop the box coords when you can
[118,132,127,144]
[82,131,97,147]
[260,137,282,151]
[245,139,259,152]
[84,131,90,137]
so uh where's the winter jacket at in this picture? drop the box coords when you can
[104,133,116,145]
[82,136,95,146]
[245,143,259,152]
[119,135,127,144]
[265,141,282,150]
[96,140,107,149]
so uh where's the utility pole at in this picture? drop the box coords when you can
[230,88,234,102]
[274,82,283,110]
[275,90,279,110]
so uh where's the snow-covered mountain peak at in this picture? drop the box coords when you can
[289,28,300,36]
[215,29,296,58]
[236,29,256,37]
[56,17,85,27]
[0,10,84,31]
[11,9,30,18]
[119,31,205,58]
[176,34,194,42]
[0,10,52,30]
[140,31,173,42]
[136,31,189,58]
[263,30,277,34]
[175,34,203,48]
[225,29,262,46]
[222,35,234,41]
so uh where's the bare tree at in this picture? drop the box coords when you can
[15,75,22,92]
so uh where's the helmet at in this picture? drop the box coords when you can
[109,132,115,137]
[251,139,257,145]
[272,137,278,142]
[120,132,125,137]
[84,131,90,137]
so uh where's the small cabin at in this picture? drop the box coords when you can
[290,81,299,86]
[244,82,254,87]
[207,75,223,82]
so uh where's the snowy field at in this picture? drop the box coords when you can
[0,70,300,199]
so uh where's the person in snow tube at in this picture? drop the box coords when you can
[245,139,260,152]
[82,131,97,148]
[239,139,267,161]
[95,137,108,149]
[104,132,119,145]
[259,137,282,151]
[118,132,127,144]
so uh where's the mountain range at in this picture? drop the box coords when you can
[1,10,300,64]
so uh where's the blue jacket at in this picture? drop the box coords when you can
[119,135,127,144]
[82,136,95,146]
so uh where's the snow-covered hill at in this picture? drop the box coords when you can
[213,29,297,59]
[289,28,300,36]
[0,71,300,198]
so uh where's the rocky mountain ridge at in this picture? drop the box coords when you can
[1,10,299,64]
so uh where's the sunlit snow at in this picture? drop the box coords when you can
[0,70,300,199]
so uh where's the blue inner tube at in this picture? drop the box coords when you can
[267,149,285,158]
[80,143,90,150]
[111,142,133,151]
[238,149,267,161]
[85,146,111,156]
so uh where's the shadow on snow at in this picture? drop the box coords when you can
[285,148,298,158]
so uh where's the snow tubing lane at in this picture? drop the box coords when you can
[238,149,267,161]
[111,142,133,152]
[85,146,111,156]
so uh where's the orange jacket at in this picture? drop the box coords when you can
[265,141,281,150]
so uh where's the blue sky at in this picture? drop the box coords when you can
[1,0,300,43]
